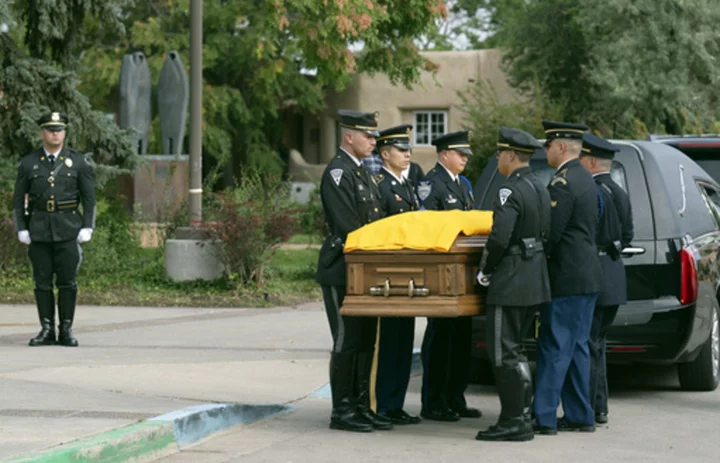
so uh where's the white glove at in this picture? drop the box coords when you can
[18,230,31,245]
[77,228,93,244]
[476,270,491,287]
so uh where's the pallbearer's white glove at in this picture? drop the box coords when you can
[77,228,93,244]
[476,271,491,287]
[18,230,31,245]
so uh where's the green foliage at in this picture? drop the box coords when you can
[298,184,325,243]
[78,0,445,176]
[459,80,564,181]
[418,0,494,50]
[0,191,28,276]
[485,0,720,136]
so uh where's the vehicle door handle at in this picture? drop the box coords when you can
[622,246,646,256]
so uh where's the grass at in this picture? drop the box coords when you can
[285,233,319,245]
[0,248,321,308]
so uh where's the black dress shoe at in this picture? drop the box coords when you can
[558,417,595,433]
[532,423,557,436]
[595,412,608,424]
[421,408,460,422]
[452,406,482,418]
[476,418,534,442]
[384,409,421,425]
[358,410,393,430]
[330,412,374,433]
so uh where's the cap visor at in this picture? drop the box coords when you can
[394,143,412,151]
[364,129,380,137]
[44,126,65,131]
[457,147,473,156]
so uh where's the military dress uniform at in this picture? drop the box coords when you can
[475,128,551,442]
[532,121,602,433]
[12,112,96,347]
[582,134,634,425]
[316,110,391,433]
[373,125,422,425]
[416,131,480,422]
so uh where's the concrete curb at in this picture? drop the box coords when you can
[7,403,294,463]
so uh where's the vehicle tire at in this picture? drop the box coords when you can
[678,304,720,391]
[469,358,495,385]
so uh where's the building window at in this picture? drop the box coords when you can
[414,111,447,146]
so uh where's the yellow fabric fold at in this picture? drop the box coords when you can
[344,210,494,253]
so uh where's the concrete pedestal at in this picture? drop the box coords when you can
[165,228,225,281]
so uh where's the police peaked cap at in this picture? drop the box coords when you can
[338,109,380,137]
[542,120,589,141]
[497,127,542,154]
[432,130,473,156]
[37,111,69,131]
[581,133,620,159]
[377,124,412,151]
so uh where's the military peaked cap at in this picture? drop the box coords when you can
[582,133,620,159]
[497,127,542,154]
[37,111,68,131]
[542,120,589,141]
[338,109,380,137]
[377,124,412,150]
[432,130,473,156]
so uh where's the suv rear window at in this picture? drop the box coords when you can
[673,146,720,184]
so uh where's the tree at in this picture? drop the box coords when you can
[78,0,447,180]
[484,0,720,136]
[0,1,138,191]
[417,0,493,50]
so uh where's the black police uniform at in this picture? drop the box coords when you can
[315,110,391,433]
[476,128,551,442]
[533,121,602,432]
[12,112,96,348]
[372,125,422,425]
[582,134,634,424]
[416,131,480,422]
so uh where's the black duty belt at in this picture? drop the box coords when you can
[506,242,544,256]
[34,200,79,213]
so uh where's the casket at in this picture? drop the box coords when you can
[339,235,487,317]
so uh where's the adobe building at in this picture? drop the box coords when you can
[287,49,519,184]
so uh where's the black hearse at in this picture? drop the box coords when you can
[471,141,720,391]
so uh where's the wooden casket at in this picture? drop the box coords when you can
[339,235,487,318]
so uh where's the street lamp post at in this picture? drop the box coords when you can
[188,0,203,225]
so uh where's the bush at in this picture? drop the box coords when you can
[0,191,29,275]
[298,183,326,243]
[206,172,302,285]
[458,80,566,183]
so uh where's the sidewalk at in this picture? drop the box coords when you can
[0,303,424,461]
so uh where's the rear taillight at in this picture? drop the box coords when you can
[680,248,698,305]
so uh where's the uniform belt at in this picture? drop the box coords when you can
[35,200,79,213]
[506,242,544,256]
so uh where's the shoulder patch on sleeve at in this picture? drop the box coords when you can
[551,177,568,186]
[329,168,343,186]
[498,188,512,206]
[417,180,432,201]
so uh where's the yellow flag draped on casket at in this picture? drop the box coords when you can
[344,210,494,253]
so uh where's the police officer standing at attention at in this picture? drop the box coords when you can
[417,131,481,422]
[12,111,96,347]
[475,128,551,442]
[316,109,392,433]
[532,121,602,435]
[373,124,422,425]
[579,134,633,426]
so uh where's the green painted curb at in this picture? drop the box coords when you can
[6,421,177,463]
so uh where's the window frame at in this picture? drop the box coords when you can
[413,110,448,146]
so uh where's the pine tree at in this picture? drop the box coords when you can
[0,0,137,191]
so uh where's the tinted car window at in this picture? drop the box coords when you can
[667,145,720,184]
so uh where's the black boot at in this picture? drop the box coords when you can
[329,353,373,432]
[29,290,56,346]
[355,352,393,430]
[519,362,533,424]
[57,287,79,347]
[476,366,533,442]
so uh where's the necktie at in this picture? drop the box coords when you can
[48,155,55,168]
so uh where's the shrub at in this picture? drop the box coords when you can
[298,183,326,243]
[207,172,302,285]
[0,191,28,275]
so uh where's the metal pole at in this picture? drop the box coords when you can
[189,0,203,225]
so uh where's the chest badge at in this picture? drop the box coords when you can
[33,164,39,170]
[65,158,73,168]
[394,194,403,201]
[447,194,457,204]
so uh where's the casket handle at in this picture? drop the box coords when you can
[369,278,430,298]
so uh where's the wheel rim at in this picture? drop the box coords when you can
[712,307,719,381]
